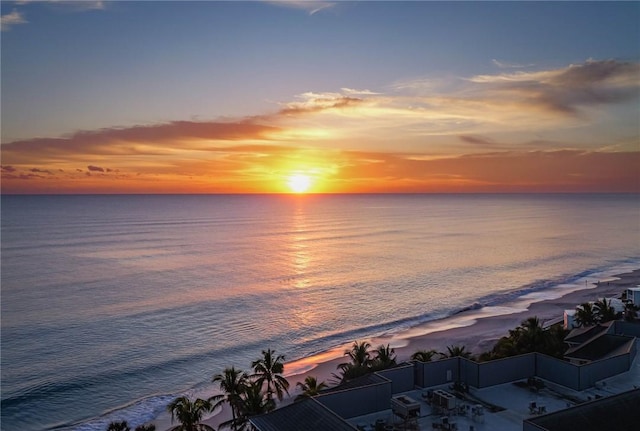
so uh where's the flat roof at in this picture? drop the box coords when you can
[347,353,640,431]
[564,322,611,345]
[524,388,640,431]
[564,334,635,361]
[250,398,356,431]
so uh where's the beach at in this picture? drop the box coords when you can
[4,194,639,431]
[182,269,640,431]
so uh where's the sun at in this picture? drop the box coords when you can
[287,173,312,193]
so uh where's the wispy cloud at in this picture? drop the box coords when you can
[267,1,336,15]
[4,1,105,31]
[16,0,105,10]
[468,59,640,115]
[492,59,535,69]
[2,59,638,194]
[1,9,27,31]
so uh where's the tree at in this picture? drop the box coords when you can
[211,366,248,431]
[229,380,274,430]
[411,349,438,362]
[516,317,546,353]
[336,341,373,383]
[295,376,328,401]
[544,324,570,358]
[166,396,214,431]
[594,298,618,323]
[106,422,156,431]
[371,344,397,370]
[343,341,372,368]
[251,348,290,403]
[107,422,130,431]
[624,301,639,322]
[574,302,597,327]
[439,345,473,360]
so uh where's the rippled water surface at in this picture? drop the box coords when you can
[1,194,638,430]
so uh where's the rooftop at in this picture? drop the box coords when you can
[250,398,357,431]
[347,355,640,431]
[523,388,640,431]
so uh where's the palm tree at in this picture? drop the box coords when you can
[488,336,519,359]
[440,345,473,360]
[211,366,248,431]
[343,341,372,368]
[593,298,618,323]
[251,348,290,403]
[574,302,597,327]
[544,324,569,358]
[516,316,546,353]
[623,301,639,322]
[107,422,130,431]
[166,396,214,431]
[336,340,373,383]
[411,349,438,362]
[372,344,397,370]
[228,380,274,430]
[295,376,328,401]
[106,422,155,431]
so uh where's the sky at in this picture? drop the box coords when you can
[1,0,639,194]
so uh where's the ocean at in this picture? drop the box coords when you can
[1,194,639,431]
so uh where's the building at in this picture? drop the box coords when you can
[626,287,640,306]
[523,388,640,431]
[250,322,639,431]
[563,309,576,330]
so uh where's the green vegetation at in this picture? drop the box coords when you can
[250,348,290,403]
[335,341,398,383]
[439,344,474,360]
[106,422,155,431]
[477,316,569,361]
[167,396,215,431]
[106,299,631,430]
[410,349,437,362]
[295,376,328,401]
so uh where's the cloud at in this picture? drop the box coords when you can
[87,165,105,172]
[267,1,336,15]
[1,9,27,31]
[492,59,535,69]
[278,91,366,116]
[341,87,381,96]
[1,120,283,164]
[468,59,640,114]
[16,0,105,11]
[334,149,640,193]
[30,168,53,174]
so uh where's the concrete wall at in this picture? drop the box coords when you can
[477,354,536,388]
[316,381,392,419]
[417,358,458,388]
[535,354,581,391]
[376,364,414,394]
[614,321,640,338]
[460,358,479,388]
[579,351,633,390]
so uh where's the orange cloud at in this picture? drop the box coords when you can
[2,60,637,194]
[2,143,638,194]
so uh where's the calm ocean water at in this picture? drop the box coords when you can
[1,194,639,431]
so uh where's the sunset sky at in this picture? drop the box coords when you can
[2,1,639,194]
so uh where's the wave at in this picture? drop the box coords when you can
[39,257,640,431]
[50,394,176,431]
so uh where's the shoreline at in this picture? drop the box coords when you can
[160,268,640,431]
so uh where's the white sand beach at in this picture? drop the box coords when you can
[158,269,640,431]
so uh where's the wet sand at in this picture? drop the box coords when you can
[163,269,640,430]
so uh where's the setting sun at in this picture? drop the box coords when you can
[287,174,312,193]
